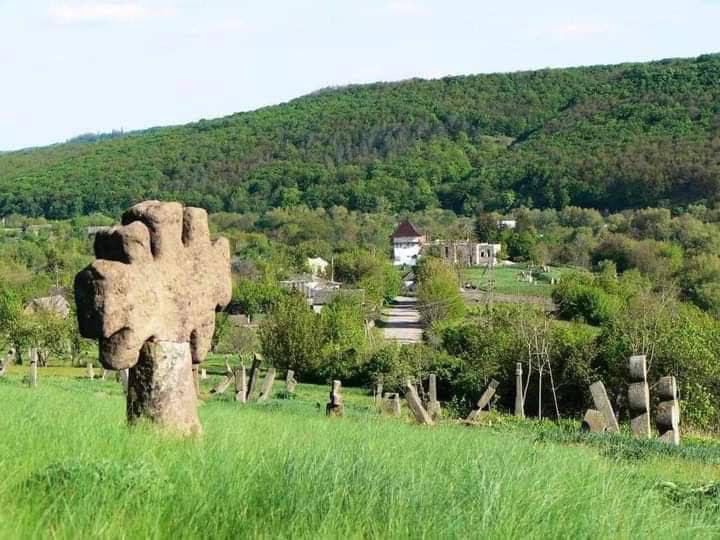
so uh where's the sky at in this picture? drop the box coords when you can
[0,0,719,151]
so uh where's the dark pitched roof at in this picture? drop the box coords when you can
[391,220,422,238]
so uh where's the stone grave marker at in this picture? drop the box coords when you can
[581,409,607,433]
[200,368,208,380]
[404,378,433,425]
[381,392,401,417]
[234,365,247,403]
[29,348,38,388]
[87,362,95,380]
[628,355,651,439]
[515,362,524,418]
[258,367,277,402]
[427,373,441,420]
[656,375,680,445]
[74,201,231,436]
[589,381,619,433]
[466,379,499,423]
[326,380,344,416]
[246,355,262,401]
[285,370,297,394]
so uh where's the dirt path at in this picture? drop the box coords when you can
[380,296,423,344]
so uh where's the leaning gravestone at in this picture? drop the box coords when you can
[404,378,433,425]
[234,365,247,403]
[589,381,619,433]
[466,379,499,423]
[628,355,651,439]
[246,355,262,401]
[258,367,276,402]
[285,370,297,394]
[74,201,231,436]
[656,375,680,445]
[581,409,607,433]
[326,380,344,416]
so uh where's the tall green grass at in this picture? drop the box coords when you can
[1,374,719,539]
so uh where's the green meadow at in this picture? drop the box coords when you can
[1,366,720,539]
[462,265,566,298]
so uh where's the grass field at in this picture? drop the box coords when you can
[1,365,720,539]
[463,265,565,298]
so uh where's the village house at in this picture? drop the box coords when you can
[391,220,425,266]
[431,240,502,267]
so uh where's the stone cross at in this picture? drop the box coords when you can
[404,378,433,425]
[326,380,344,416]
[515,362,525,418]
[656,376,680,445]
[258,367,276,402]
[234,365,247,403]
[381,392,401,417]
[285,370,297,394]
[427,373,441,420]
[466,379,499,423]
[589,381,619,433]
[29,348,38,388]
[628,355,651,439]
[74,201,231,436]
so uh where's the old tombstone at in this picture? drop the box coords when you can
[285,370,297,394]
[381,392,402,417]
[589,380,619,433]
[29,348,38,388]
[628,355,651,439]
[466,379,499,423]
[200,368,208,380]
[100,368,109,380]
[210,371,234,394]
[515,362,525,418]
[86,362,95,380]
[656,375,680,445]
[246,355,262,401]
[74,201,231,436]
[373,377,384,406]
[404,378,433,425]
[326,380,344,416]
[258,367,277,402]
[234,365,247,403]
[581,409,608,433]
[427,373,441,420]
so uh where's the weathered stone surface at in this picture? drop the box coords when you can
[86,362,95,380]
[589,381,619,433]
[285,370,297,394]
[404,378,433,425]
[246,356,262,401]
[326,380,344,416]
[466,379,499,423]
[29,348,38,388]
[234,365,247,403]
[427,373,441,420]
[73,201,231,434]
[258,367,276,402]
[628,355,647,381]
[628,355,651,439]
[381,392,401,417]
[75,201,231,370]
[515,362,524,418]
[656,375,680,445]
[127,341,200,436]
[581,409,608,433]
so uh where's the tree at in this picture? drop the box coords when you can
[416,257,465,325]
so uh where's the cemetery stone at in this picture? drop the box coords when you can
[656,375,680,445]
[628,355,651,439]
[326,380,344,416]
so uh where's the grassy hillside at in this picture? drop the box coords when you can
[2,369,720,538]
[1,54,719,219]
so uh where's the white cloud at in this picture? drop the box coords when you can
[386,0,431,17]
[47,2,175,24]
[186,18,252,38]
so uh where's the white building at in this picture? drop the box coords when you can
[497,219,517,230]
[307,257,329,276]
[391,220,425,266]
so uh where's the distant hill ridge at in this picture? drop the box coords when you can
[1,53,719,218]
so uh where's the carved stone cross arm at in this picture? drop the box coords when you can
[76,201,231,369]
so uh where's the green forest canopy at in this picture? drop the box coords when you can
[1,53,720,219]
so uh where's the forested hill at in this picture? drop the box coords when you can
[2,53,720,219]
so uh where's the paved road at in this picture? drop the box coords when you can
[381,296,423,344]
